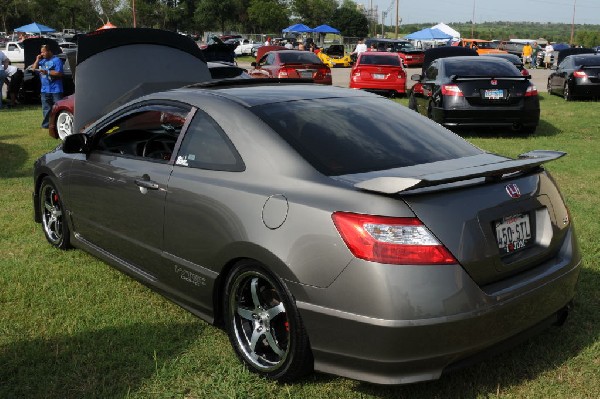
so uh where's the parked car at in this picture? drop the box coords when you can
[457,39,507,55]
[234,39,262,57]
[47,61,250,139]
[349,51,406,96]
[498,41,526,57]
[365,38,425,66]
[317,44,352,68]
[199,36,235,63]
[547,53,600,100]
[482,53,530,76]
[34,27,580,385]
[249,49,332,85]
[409,48,539,134]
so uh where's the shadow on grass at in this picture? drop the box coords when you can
[0,321,201,399]
[0,135,29,178]
[457,119,561,139]
[305,266,599,398]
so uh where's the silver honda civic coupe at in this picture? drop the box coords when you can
[33,28,581,385]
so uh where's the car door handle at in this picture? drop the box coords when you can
[134,179,159,190]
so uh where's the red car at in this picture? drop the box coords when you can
[349,51,407,96]
[48,95,74,140]
[249,50,332,85]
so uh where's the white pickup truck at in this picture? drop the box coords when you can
[1,41,25,63]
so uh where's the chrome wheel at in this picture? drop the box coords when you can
[563,83,572,101]
[229,270,289,370]
[224,262,312,381]
[39,178,70,249]
[56,111,74,140]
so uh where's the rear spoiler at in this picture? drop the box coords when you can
[354,150,566,194]
[450,75,531,81]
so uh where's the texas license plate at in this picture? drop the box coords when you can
[371,73,386,79]
[495,213,532,254]
[299,70,314,78]
[484,89,505,99]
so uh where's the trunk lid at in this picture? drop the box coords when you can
[452,76,533,106]
[339,151,571,286]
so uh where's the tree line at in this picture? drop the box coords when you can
[2,0,599,47]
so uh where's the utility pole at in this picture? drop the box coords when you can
[132,0,137,28]
[570,0,576,45]
[395,0,399,38]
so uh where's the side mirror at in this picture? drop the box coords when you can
[62,133,89,153]
[411,74,422,82]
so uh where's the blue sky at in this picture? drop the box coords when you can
[362,0,600,25]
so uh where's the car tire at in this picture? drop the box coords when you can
[39,177,71,250]
[56,111,74,140]
[223,260,313,382]
[520,125,537,135]
[563,83,572,101]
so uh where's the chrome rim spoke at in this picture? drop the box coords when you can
[266,302,285,319]
[264,330,285,356]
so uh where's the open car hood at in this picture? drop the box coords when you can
[74,28,210,133]
[23,37,63,67]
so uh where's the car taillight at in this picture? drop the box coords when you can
[521,69,529,76]
[441,84,463,96]
[573,70,587,78]
[320,67,331,78]
[352,68,361,77]
[278,67,292,78]
[398,70,406,79]
[332,212,457,265]
[525,83,538,97]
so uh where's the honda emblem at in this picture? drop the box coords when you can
[505,184,521,199]
[491,79,498,85]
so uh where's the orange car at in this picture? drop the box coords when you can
[456,39,507,55]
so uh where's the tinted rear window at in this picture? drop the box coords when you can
[279,52,322,64]
[572,55,600,66]
[445,58,520,76]
[251,96,480,176]
[360,54,401,66]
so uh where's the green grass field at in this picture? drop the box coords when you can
[0,95,598,398]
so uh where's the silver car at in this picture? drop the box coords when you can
[33,28,581,385]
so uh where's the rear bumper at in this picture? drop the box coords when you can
[571,80,600,98]
[293,228,580,384]
[435,107,540,128]
[350,80,407,94]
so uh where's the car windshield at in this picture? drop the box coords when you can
[476,42,497,49]
[392,42,415,51]
[251,96,480,176]
[279,52,322,64]
[360,54,401,66]
[445,59,520,76]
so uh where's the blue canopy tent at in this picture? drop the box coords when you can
[312,24,340,34]
[282,24,313,33]
[14,22,56,34]
[404,28,452,40]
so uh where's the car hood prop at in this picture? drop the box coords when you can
[351,150,566,194]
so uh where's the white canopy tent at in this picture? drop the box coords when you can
[431,23,460,39]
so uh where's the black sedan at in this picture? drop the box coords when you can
[547,53,600,101]
[33,28,580,385]
[409,55,540,134]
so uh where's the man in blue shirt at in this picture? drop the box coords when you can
[32,45,64,128]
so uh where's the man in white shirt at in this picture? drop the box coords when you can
[352,39,367,55]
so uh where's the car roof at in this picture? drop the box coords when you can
[155,81,374,109]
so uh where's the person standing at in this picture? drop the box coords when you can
[32,45,64,128]
[544,43,554,69]
[531,41,540,69]
[5,61,24,107]
[521,42,533,67]
[0,51,9,109]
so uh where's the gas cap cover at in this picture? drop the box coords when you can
[262,194,289,229]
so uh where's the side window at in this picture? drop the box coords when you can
[425,62,438,80]
[265,53,275,65]
[175,110,244,172]
[95,105,189,162]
